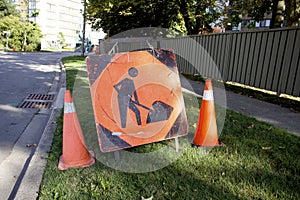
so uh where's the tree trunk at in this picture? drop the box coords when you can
[270,0,285,28]
[23,31,27,51]
[178,0,192,35]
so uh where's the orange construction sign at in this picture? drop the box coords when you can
[86,49,188,152]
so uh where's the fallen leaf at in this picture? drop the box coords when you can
[247,124,254,129]
[141,195,153,200]
[262,146,271,150]
[289,108,299,113]
[234,148,238,154]
[26,144,37,147]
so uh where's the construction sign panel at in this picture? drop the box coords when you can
[86,49,188,152]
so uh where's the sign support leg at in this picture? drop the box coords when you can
[175,137,179,152]
[114,151,120,162]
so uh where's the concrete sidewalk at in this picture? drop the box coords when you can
[0,60,67,200]
[181,78,300,137]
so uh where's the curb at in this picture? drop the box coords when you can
[14,60,66,199]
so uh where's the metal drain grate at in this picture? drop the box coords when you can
[19,93,55,109]
[25,94,55,101]
[19,101,52,109]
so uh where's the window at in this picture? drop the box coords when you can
[259,20,271,27]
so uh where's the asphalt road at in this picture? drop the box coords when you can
[0,51,77,199]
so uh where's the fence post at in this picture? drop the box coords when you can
[223,33,234,81]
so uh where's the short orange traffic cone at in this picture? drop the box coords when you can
[58,90,95,170]
[192,79,221,147]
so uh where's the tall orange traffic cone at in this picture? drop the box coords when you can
[192,79,221,147]
[58,90,95,170]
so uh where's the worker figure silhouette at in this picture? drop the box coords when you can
[114,67,141,128]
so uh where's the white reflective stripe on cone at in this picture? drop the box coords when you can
[203,90,214,101]
[64,102,76,113]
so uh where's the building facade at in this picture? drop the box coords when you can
[13,0,99,49]
[33,0,83,49]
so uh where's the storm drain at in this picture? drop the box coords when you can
[26,94,55,101]
[19,94,55,109]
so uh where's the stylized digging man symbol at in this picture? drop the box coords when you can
[114,67,141,128]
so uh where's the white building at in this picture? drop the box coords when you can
[14,0,104,49]
[33,0,83,49]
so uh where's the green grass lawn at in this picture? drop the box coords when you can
[38,56,300,200]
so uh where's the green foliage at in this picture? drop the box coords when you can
[178,0,225,35]
[0,15,42,51]
[86,0,181,36]
[284,0,300,27]
[86,0,226,36]
[57,32,66,47]
[25,21,42,51]
[225,0,300,29]
[0,15,23,50]
[224,0,273,29]
[0,0,20,18]
[0,0,42,51]
[87,0,298,33]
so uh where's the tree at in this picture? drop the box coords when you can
[224,0,273,29]
[270,0,285,28]
[225,0,300,29]
[0,0,42,51]
[281,0,300,27]
[57,32,66,48]
[86,0,181,36]
[25,21,42,51]
[0,15,42,51]
[0,0,20,18]
[86,0,225,36]
[177,0,225,35]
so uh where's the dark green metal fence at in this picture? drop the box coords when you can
[99,27,300,97]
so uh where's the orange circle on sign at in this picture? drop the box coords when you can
[90,51,184,146]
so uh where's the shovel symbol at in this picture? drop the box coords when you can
[131,99,173,124]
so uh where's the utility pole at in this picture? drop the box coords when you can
[81,0,86,57]
[23,0,30,51]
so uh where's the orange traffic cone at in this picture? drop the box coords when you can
[192,79,221,147]
[58,90,95,170]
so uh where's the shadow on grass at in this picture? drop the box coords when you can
[39,108,300,199]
